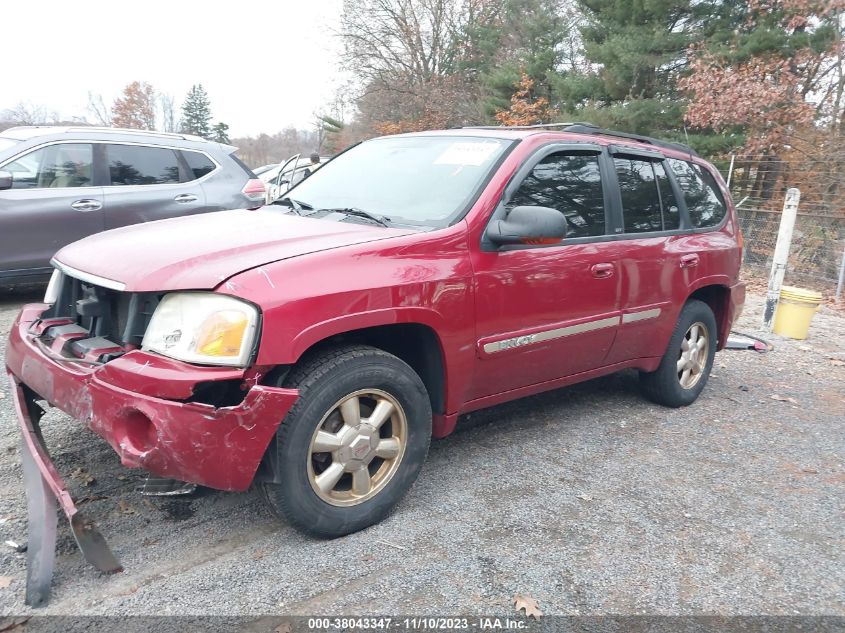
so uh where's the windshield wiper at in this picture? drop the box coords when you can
[318,207,391,227]
[274,197,313,215]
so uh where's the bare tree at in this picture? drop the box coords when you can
[341,0,505,87]
[230,127,322,167]
[2,102,58,126]
[87,92,112,126]
[159,93,178,133]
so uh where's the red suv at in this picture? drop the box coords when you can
[6,124,744,600]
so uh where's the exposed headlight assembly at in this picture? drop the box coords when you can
[142,293,259,367]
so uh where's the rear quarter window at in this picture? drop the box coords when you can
[182,151,216,180]
[668,159,727,228]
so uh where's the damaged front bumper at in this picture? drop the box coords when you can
[5,304,299,604]
[8,375,122,606]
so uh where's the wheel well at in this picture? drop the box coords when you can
[289,323,446,415]
[689,285,730,346]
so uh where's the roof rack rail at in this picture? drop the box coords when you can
[460,121,697,156]
[561,124,697,157]
[66,126,206,142]
[2,125,208,143]
[461,122,595,131]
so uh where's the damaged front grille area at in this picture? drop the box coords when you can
[38,272,160,363]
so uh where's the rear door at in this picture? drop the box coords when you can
[606,153,733,362]
[101,143,206,229]
[0,142,103,277]
[602,149,682,363]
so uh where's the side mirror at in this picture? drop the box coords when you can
[0,170,12,191]
[486,206,566,247]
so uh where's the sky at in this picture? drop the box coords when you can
[2,0,345,137]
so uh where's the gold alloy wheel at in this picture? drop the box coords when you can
[677,321,709,389]
[307,389,407,507]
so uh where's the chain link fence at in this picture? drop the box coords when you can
[715,154,845,300]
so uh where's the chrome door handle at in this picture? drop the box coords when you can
[590,263,615,279]
[71,199,102,212]
[174,194,199,204]
[680,254,700,268]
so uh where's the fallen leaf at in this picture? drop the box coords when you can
[362,554,376,562]
[801,468,819,474]
[116,475,127,481]
[514,595,542,620]
[117,500,136,515]
[275,623,292,633]
[252,550,266,560]
[0,577,13,588]
[770,394,798,404]
[142,537,159,547]
[71,468,95,486]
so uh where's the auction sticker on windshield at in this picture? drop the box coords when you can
[434,141,502,166]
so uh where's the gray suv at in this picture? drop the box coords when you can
[0,126,264,285]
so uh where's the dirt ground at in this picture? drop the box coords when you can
[0,285,842,620]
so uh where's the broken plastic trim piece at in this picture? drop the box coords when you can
[136,476,197,497]
[8,373,122,607]
[725,331,773,352]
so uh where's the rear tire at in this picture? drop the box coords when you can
[639,299,717,407]
[261,345,431,538]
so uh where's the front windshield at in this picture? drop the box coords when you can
[286,135,512,227]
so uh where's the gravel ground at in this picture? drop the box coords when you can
[0,285,842,619]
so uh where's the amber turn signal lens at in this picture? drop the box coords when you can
[196,311,249,357]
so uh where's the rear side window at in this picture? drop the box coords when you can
[183,151,216,179]
[614,157,662,233]
[508,152,606,238]
[614,157,681,233]
[106,144,181,186]
[2,143,93,189]
[668,159,727,228]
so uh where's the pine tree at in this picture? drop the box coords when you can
[317,114,345,153]
[558,0,731,141]
[474,0,571,117]
[211,122,230,144]
[181,84,212,138]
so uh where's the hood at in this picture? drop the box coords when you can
[54,208,416,292]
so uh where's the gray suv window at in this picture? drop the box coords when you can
[183,151,216,179]
[106,144,181,186]
[4,143,94,189]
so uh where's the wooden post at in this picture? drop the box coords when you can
[763,188,800,329]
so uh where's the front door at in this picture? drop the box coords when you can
[0,142,103,277]
[469,148,621,400]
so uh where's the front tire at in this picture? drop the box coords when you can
[262,345,432,538]
[639,299,717,407]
